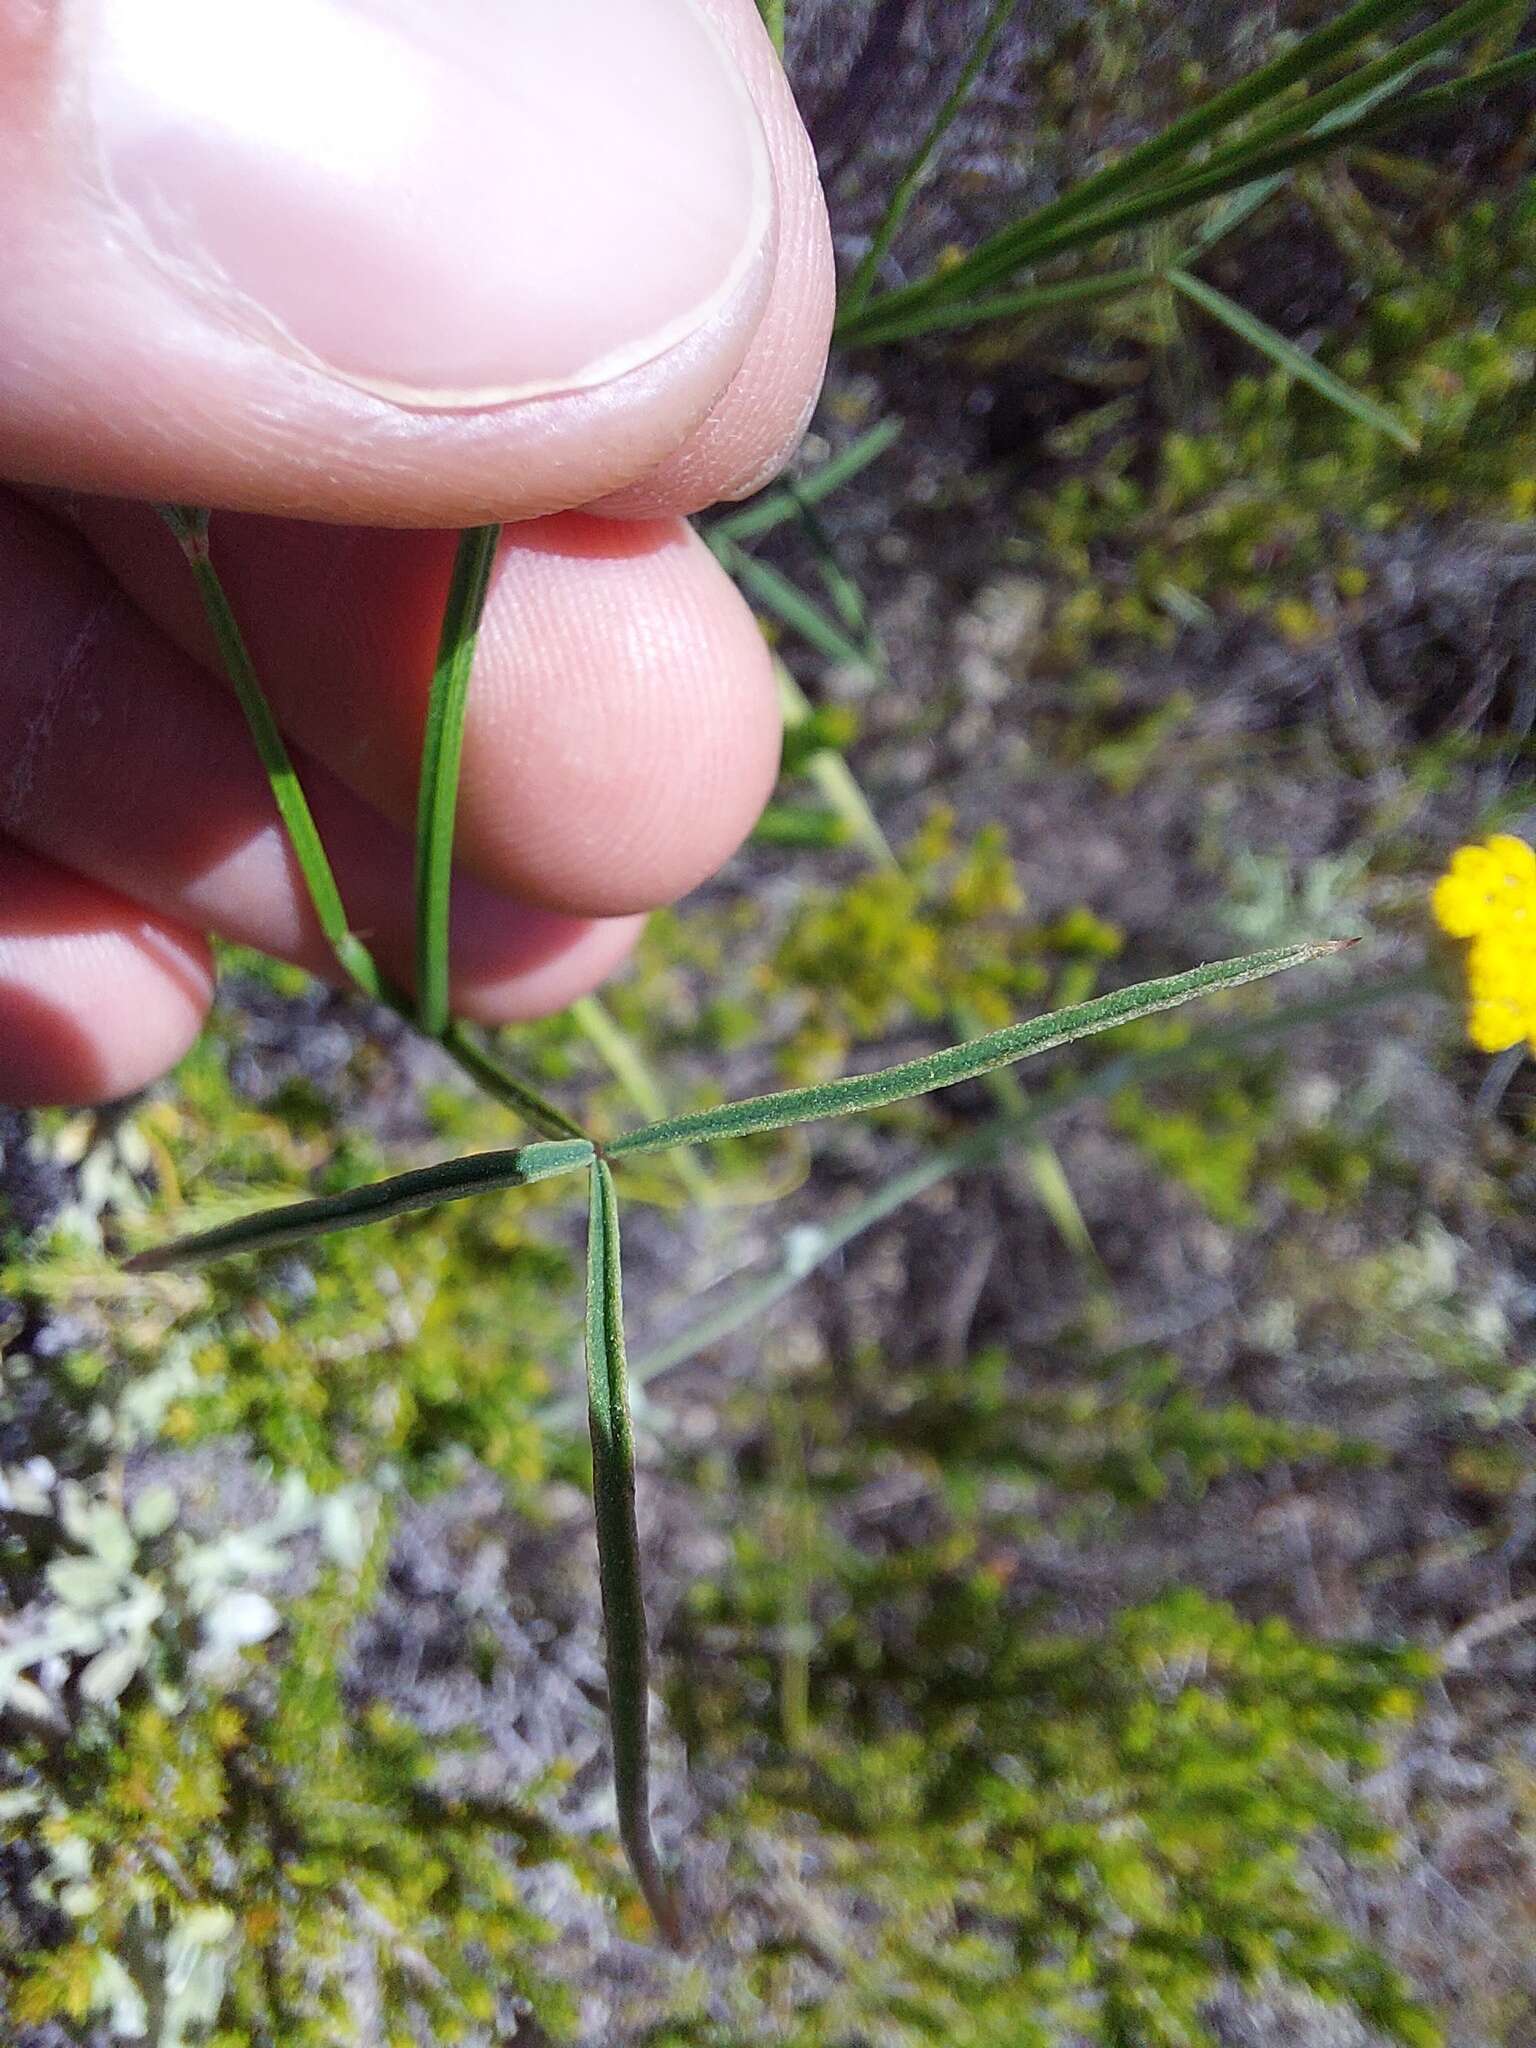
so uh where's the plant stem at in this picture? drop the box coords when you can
[159,507,584,1147]
[415,524,502,1037]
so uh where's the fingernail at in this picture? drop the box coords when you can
[80,0,773,409]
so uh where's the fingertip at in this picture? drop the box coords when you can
[464,516,783,915]
[0,842,213,1108]
[450,912,646,1026]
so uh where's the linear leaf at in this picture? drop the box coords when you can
[415,524,502,1037]
[841,267,1155,348]
[838,0,1529,344]
[996,43,1536,277]
[541,967,1435,1425]
[715,538,875,671]
[158,516,592,1145]
[570,998,716,1205]
[711,419,904,544]
[585,1162,680,1944]
[606,942,1350,1158]
[124,1141,594,1274]
[777,662,894,865]
[1169,267,1418,448]
[842,0,1022,319]
[159,507,387,1003]
[1167,0,1516,199]
[835,0,1425,335]
[785,477,889,675]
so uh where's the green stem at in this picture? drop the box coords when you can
[160,506,387,1004]
[160,508,584,1146]
[414,524,502,1038]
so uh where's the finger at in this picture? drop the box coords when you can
[0,492,643,1022]
[65,498,783,917]
[590,0,835,517]
[0,0,803,525]
[0,838,213,1107]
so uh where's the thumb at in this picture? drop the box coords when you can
[1,0,778,523]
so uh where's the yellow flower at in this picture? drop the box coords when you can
[1433,833,1536,1054]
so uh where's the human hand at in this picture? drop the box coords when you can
[0,0,833,1106]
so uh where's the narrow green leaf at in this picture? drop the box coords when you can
[1002,43,1536,275]
[715,538,875,672]
[758,0,785,57]
[158,507,387,1003]
[785,477,890,676]
[835,0,1425,333]
[711,419,904,544]
[840,267,1155,349]
[838,0,1529,343]
[607,942,1351,1157]
[159,508,584,1145]
[842,0,1022,319]
[123,1141,594,1274]
[415,525,502,1037]
[1169,267,1418,448]
[585,1162,681,1944]
[1162,0,1517,200]
[543,967,1435,1424]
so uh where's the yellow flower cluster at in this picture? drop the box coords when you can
[1432,833,1536,1054]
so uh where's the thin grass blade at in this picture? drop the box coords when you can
[715,538,876,672]
[607,941,1350,1157]
[842,0,1022,319]
[1171,264,1425,444]
[1169,267,1417,448]
[415,524,502,1037]
[585,1161,681,1944]
[787,479,887,671]
[544,968,1434,1425]
[777,663,894,865]
[997,44,1536,276]
[1170,0,1516,196]
[159,506,387,1002]
[841,267,1155,348]
[838,0,1526,342]
[158,510,594,1143]
[124,1140,594,1274]
[711,419,904,544]
[835,0,1425,335]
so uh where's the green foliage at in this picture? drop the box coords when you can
[1026,198,1536,666]
[3,1516,575,2046]
[13,5,1529,2032]
[668,1344,1433,2048]
[771,813,1121,1076]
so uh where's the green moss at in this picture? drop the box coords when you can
[670,1340,1430,2048]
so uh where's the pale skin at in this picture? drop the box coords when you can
[0,0,835,1106]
